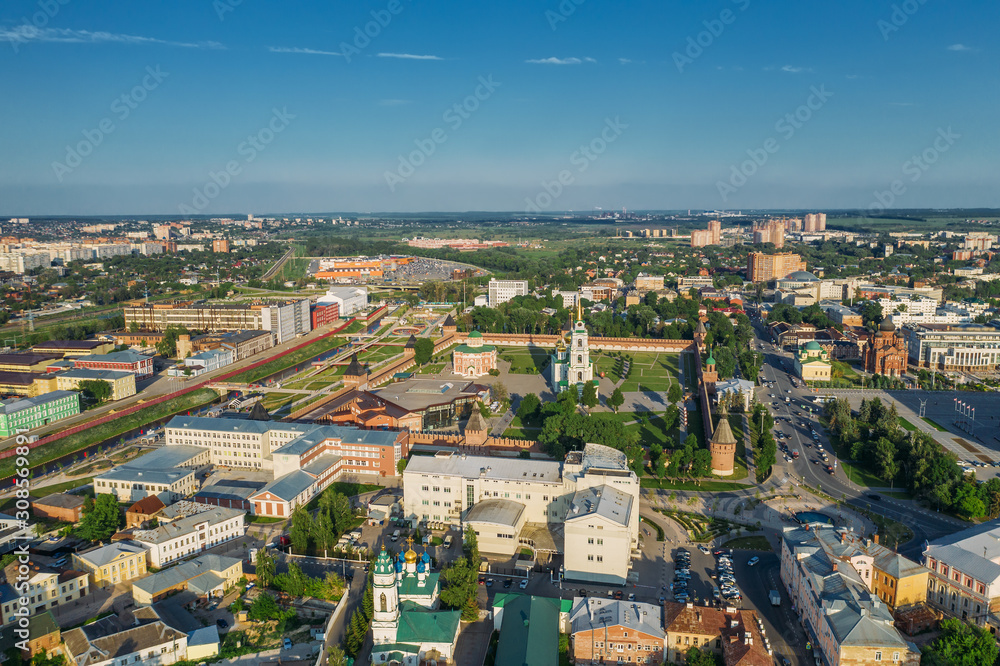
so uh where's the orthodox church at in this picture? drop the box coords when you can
[550,303,597,395]
[370,540,462,666]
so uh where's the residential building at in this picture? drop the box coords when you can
[923,522,1000,628]
[0,390,80,438]
[488,278,528,307]
[676,275,715,291]
[823,302,863,327]
[167,347,233,378]
[317,286,368,316]
[0,370,41,397]
[311,301,340,327]
[131,507,245,568]
[902,323,1000,372]
[804,213,827,232]
[62,607,188,666]
[0,611,61,658]
[663,602,728,664]
[0,562,90,626]
[174,330,275,361]
[403,444,640,584]
[864,321,909,377]
[752,219,785,248]
[126,495,166,528]
[31,339,116,357]
[124,299,312,344]
[633,273,664,291]
[212,239,230,253]
[568,597,665,665]
[94,445,209,503]
[73,350,154,378]
[780,525,921,666]
[72,541,149,588]
[31,492,85,522]
[131,554,243,605]
[691,219,722,248]
[794,341,832,382]
[747,252,806,282]
[491,594,566,666]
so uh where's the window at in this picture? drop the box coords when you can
[892,653,899,662]
[875,651,882,661]
[588,538,594,544]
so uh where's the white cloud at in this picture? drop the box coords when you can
[618,58,632,65]
[0,25,223,49]
[376,52,443,60]
[526,56,595,65]
[947,43,975,52]
[781,65,813,73]
[268,46,342,56]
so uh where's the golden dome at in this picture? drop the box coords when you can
[404,547,418,563]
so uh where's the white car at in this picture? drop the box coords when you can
[698,545,711,554]
[748,557,760,567]
[518,579,528,589]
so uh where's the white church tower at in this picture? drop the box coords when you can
[568,303,592,386]
[370,546,399,645]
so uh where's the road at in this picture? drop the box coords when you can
[749,316,966,559]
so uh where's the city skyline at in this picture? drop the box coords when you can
[1,0,997,215]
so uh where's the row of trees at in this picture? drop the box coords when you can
[824,397,1000,518]
[748,404,777,482]
[288,490,354,554]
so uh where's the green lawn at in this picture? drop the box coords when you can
[261,392,298,411]
[723,536,772,551]
[226,328,359,384]
[502,428,535,439]
[841,459,887,488]
[922,417,947,432]
[897,417,918,432]
[31,477,95,497]
[640,478,749,491]
[498,347,550,374]
[416,363,446,375]
[594,352,680,393]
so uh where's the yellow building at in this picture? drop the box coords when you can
[873,549,929,610]
[0,353,63,373]
[72,541,148,589]
[794,340,832,382]
[31,340,115,357]
[0,370,42,396]
[49,368,137,401]
[131,554,243,605]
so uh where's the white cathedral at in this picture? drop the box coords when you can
[370,540,462,666]
[550,304,597,395]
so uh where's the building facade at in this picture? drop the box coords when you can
[747,252,806,282]
[923,523,1000,628]
[569,598,664,665]
[72,541,149,589]
[487,279,528,307]
[902,323,1000,372]
[72,351,154,378]
[864,321,908,377]
[124,299,312,344]
[451,331,498,378]
[794,341,832,382]
[0,390,80,438]
[132,506,246,568]
[550,314,595,395]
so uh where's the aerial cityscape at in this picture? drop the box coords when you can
[1,2,999,666]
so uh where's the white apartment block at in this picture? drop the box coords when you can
[319,286,368,316]
[132,506,246,568]
[94,445,208,503]
[487,279,528,307]
[0,250,50,274]
[403,444,640,585]
[877,296,938,318]
[164,415,320,471]
[261,298,311,342]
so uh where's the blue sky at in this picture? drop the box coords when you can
[1,0,997,215]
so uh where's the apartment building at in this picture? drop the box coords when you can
[132,506,245,568]
[677,275,715,291]
[168,347,233,377]
[94,445,209,503]
[32,340,116,357]
[44,368,136,400]
[568,598,664,665]
[488,279,528,307]
[663,602,728,663]
[132,554,243,605]
[690,219,722,248]
[803,213,827,232]
[404,444,640,584]
[747,252,806,282]
[780,526,920,666]
[318,286,368,316]
[901,323,1000,371]
[0,562,90,626]
[124,299,311,344]
[62,608,188,666]
[633,273,665,291]
[752,219,785,248]
[923,522,1000,628]
[72,541,149,589]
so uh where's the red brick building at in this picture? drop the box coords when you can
[864,321,908,377]
[311,301,340,328]
[569,598,665,665]
[73,351,154,378]
[32,492,85,522]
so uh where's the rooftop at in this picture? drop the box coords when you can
[569,597,664,639]
[566,484,631,527]
[76,350,151,364]
[133,507,243,546]
[76,541,148,568]
[404,451,562,484]
[0,390,78,415]
[465,499,525,528]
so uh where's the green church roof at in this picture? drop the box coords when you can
[396,605,461,645]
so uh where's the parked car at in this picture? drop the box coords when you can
[519,579,529,589]
[748,557,760,567]
[613,590,624,600]
[216,619,229,630]
[282,638,292,651]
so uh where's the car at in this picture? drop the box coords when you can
[628,593,636,601]
[748,557,760,567]
[216,619,229,630]
[698,545,711,554]
[712,588,721,599]
[613,590,624,600]
[282,638,292,651]
[478,578,485,585]
[659,596,666,604]
[674,592,690,601]
[245,582,256,590]
[519,579,529,589]
[503,578,513,589]
[485,578,494,587]
[867,494,882,502]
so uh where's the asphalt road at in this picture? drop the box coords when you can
[750,319,966,559]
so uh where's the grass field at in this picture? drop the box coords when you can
[841,459,886,488]
[261,392,298,411]
[498,347,550,374]
[898,417,918,431]
[922,417,948,432]
[723,536,772,551]
[226,327,360,384]
[640,478,749,491]
[416,363,446,375]
[593,351,680,393]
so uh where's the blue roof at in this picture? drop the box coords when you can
[272,424,398,457]
[253,470,316,502]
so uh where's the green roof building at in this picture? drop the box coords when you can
[492,593,564,666]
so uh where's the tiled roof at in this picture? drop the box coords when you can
[663,602,728,636]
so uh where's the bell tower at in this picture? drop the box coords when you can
[569,303,591,387]
[371,546,399,645]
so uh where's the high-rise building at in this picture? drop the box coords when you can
[212,239,230,253]
[804,213,827,232]
[747,252,807,282]
[752,219,785,248]
[487,279,528,307]
[690,219,722,248]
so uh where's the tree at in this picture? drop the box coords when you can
[326,645,348,666]
[397,458,408,475]
[921,617,999,666]
[608,387,625,412]
[516,393,541,424]
[873,437,899,483]
[667,382,682,404]
[581,381,598,408]
[255,548,276,589]
[464,525,480,568]
[78,379,112,404]
[439,557,480,621]
[413,338,434,365]
[248,592,281,621]
[492,381,509,405]
[77,494,123,542]
[289,505,313,552]
[684,646,720,666]
[155,324,190,357]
